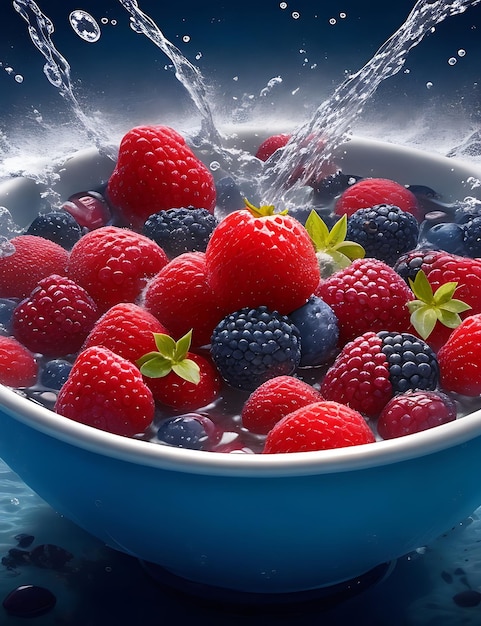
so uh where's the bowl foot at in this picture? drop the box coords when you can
[139,560,396,610]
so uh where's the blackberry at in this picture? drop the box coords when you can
[393,248,439,284]
[462,215,481,257]
[143,207,218,258]
[211,306,302,392]
[156,414,216,450]
[40,359,73,390]
[25,210,82,250]
[346,203,419,266]
[378,331,439,393]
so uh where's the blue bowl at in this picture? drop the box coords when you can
[1,133,481,594]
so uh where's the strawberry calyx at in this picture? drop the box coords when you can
[244,198,288,217]
[407,270,471,340]
[305,210,365,277]
[137,329,200,384]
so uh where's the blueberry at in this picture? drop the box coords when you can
[40,359,73,390]
[26,210,82,249]
[421,221,467,255]
[0,298,18,335]
[289,296,339,366]
[156,414,215,450]
[463,215,481,257]
[215,176,244,214]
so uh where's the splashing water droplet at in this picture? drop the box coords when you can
[14,74,24,83]
[68,10,101,43]
[182,35,190,43]
[101,17,108,25]
[448,56,457,65]
[292,11,300,19]
[426,81,434,89]
[340,12,347,19]
[279,2,287,9]
[210,161,220,171]
[329,18,337,25]
[458,48,466,56]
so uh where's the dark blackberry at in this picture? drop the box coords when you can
[156,414,215,450]
[143,207,218,258]
[378,331,439,393]
[393,248,439,284]
[462,215,481,257]
[346,204,419,266]
[25,210,82,249]
[210,306,302,392]
[40,359,73,390]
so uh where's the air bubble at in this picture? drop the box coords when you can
[329,18,336,25]
[111,19,117,26]
[210,161,220,171]
[448,57,457,65]
[458,49,466,57]
[69,10,101,43]
[101,17,108,25]
[14,74,23,83]
[4,66,13,75]
[279,2,287,8]
[182,35,191,43]
[292,11,300,19]
[426,81,433,89]
[195,52,202,60]
[339,12,347,18]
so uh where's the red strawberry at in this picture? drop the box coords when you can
[0,235,69,299]
[335,178,421,221]
[438,313,481,396]
[315,257,413,346]
[0,336,38,388]
[55,345,154,437]
[67,226,168,313]
[395,249,481,351]
[12,274,99,357]
[377,390,457,440]
[137,331,221,411]
[82,302,170,363]
[205,203,320,315]
[241,375,324,435]
[255,134,291,161]
[263,400,375,453]
[320,330,439,418]
[143,252,227,348]
[107,125,216,229]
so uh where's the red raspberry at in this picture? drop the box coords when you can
[82,302,170,364]
[315,257,413,346]
[143,252,227,348]
[0,235,68,299]
[263,400,375,453]
[55,345,154,437]
[255,134,291,161]
[0,336,38,388]
[241,375,324,435]
[145,351,221,411]
[67,226,168,313]
[377,390,457,440]
[107,125,216,229]
[335,178,421,221]
[438,313,481,396]
[12,274,99,357]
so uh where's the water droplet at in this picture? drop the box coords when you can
[105,566,112,572]
[279,2,287,9]
[0,237,16,259]
[426,81,434,89]
[448,56,457,66]
[10,498,19,506]
[14,74,23,83]
[111,19,117,26]
[458,48,466,57]
[292,11,300,19]
[101,17,108,25]
[4,67,13,75]
[195,52,202,60]
[210,161,220,171]
[404,68,411,74]
[182,35,190,43]
[339,12,347,18]
[69,10,101,43]
[329,18,337,25]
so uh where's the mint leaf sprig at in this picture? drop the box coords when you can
[137,329,200,384]
[407,270,471,340]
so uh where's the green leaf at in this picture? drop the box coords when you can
[305,210,330,249]
[173,329,193,361]
[335,241,365,260]
[410,306,437,340]
[172,358,201,385]
[439,298,472,314]
[435,309,464,329]
[327,214,348,246]
[408,270,434,303]
[153,333,176,359]
[139,355,173,378]
[433,281,458,305]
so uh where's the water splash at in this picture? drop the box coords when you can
[262,0,481,204]
[12,0,117,161]
[116,0,222,148]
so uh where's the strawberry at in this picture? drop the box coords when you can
[0,235,68,299]
[67,226,168,314]
[0,336,38,388]
[205,202,320,315]
[320,330,439,418]
[55,345,155,437]
[395,249,481,351]
[315,257,413,346]
[143,252,227,348]
[106,125,216,229]
[82,302,170,364]
[263,400,375,453]
[377,389,457,440]
[12,274,99,358]
[241,375,324,435]
[438,313,481,396]
[137,330,221,411]
[335,177,421,221]
[255,134,291,161]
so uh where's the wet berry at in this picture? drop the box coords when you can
[25,210,82,249]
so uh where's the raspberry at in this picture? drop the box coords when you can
[12,274,99,357]
[263,401,376,453]
[346,204,419,266]
[254,133,290,161]
[0,336,38,388]
[67,226,168,313]
[211,306,302,392]
[377,390,457,439]
[143,207,218,259]
[438,313,481,396]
